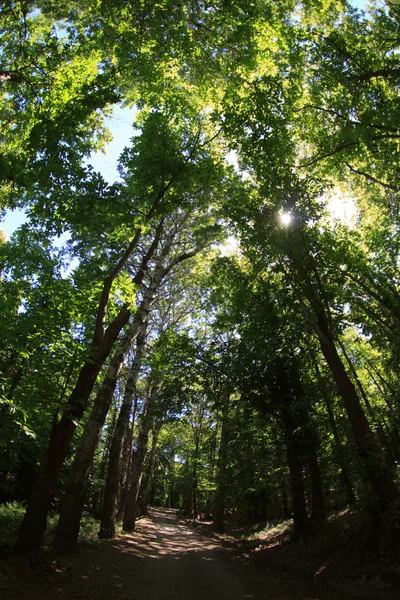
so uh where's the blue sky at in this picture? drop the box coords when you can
[86,105,137,182]
[1,105,137,239]
[350,0,368,7]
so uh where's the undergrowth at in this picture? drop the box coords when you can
[0,502,100,553]
[243,519,293,541]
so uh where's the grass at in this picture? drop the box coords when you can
[243,519,293,541]
[224,516,293,543]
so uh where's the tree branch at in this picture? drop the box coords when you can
[345,163,399,191]
[298,134,400,169]
[352,67,400,82]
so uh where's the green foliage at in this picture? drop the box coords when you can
[0,502,27,553]
[0,502,100,552]
[1,0,400,549]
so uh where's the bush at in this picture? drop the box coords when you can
[0,503,101,553]
[79,513,101,542]
[0,502,26,553]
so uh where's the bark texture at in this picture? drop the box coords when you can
[213,394,231,533]
[314,310,397,511]
[339,339,396,467]
[15,225,163,555]
[140,423,161,516]
[123,389,155,532]
[55,302,151,546]
[116,418,135,522]
[303,428,325,521]
[282,410,309,537]
[324,394,356,506]
[98,331,147,539]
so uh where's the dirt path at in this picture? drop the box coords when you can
[0,508,314,600]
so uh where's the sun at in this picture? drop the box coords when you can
[279,212,292,227]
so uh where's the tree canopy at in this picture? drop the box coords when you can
[1,0,400,557]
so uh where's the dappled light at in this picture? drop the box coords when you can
[0,508,298,600]
[114,508,221,559]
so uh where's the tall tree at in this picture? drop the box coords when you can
[15,106,230,554]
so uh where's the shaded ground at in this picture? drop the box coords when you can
[0,508,312,600]
[219,510,400,600]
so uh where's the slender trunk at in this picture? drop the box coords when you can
[281,411,309,537]
[116,418,134,522]
[365,366,395,413]
[324,394,356,506]
[314,312,397,511]
[91,408,116,518]
[345,270,400,322]
[303,427,325,521]
[169,472,176,509]
[313,360,356,506]
[192,434,199,520]
[99,331,147,539]
[183,460,192,515]
[55,321,144,545]
[56,263,163,546]
[15,225,163,556]
[213,393,231,533]
[123,390,155,532]
[14,356,111,556]
[366,362,397,398]
[365,365,400,450]
[281,480,290,519]
[117,391,139,521]
[338,340,396,468]
[284,235,396,510]
[140,424,161,516]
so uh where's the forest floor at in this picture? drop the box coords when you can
[219,508,400,600]
[0,507,318,600]
[0,507,399,600]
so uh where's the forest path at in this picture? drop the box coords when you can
[0,508,312,600]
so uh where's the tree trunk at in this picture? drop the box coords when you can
[365,366,396,414]
[55,318,147,546]
[303,428,326,521]
[324,394,356,506]
[14,355,113,556]
[183,460,192,516]
[192,434,200,520]
[139,423,161,516]
[122,389,155,532]
[213,393,231,533]
[98,332,147,539]
[281,411,309,537]
[56,259,165,546]
[314,311,397,511]
[280,480,290,519]
[116,417,134,523]
[312,360,356,506]
[15,225,163,556]
[366,362,397,398]
[338,339,396,468]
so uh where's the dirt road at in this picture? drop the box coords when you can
[0,508,312,600]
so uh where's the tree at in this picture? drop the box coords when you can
[1,0,399,556]
[14,104,231,554]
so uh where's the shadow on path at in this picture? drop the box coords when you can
[0,508,307,600]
